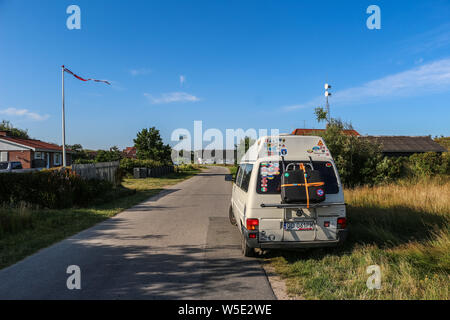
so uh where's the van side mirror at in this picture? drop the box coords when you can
[225,174,233,182]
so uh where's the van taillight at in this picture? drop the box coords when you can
[337,218,347,229]
[246,219,259,231]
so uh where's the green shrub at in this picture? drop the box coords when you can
[312,120,382,187]
[0,170,113,209]
[439,152,450,175]
[374,156,406,184]
[407,152,446,177]
[119,158,165,175]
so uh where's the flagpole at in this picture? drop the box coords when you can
[62,65,66,167]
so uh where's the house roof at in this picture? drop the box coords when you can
[361,136,448,153]
[123,147,136,154]
[0,136,70,152]
[292,128,361,136]
[123,147,137,158]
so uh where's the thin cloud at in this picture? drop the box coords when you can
[129,68,152,76]
[284,57,450,111]
[406,23,450,54]
[180,75,186,86]
[144,92,201,104]
[0,108,49,121]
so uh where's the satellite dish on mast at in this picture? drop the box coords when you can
[325,91,331,97]
[325,83,331,90]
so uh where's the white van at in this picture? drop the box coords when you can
[229,135,348,256]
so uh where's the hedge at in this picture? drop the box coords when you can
[0,170,113,209]
[119,158,168,175]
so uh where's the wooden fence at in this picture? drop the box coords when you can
[72,161,120,185]
[133,166,175,179]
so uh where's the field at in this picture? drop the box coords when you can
[266,177,450,300]
[0,169,199,270]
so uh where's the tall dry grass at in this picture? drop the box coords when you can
[268,176,450,300]
[346,176,449,215]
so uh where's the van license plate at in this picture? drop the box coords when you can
[284,221,315,231]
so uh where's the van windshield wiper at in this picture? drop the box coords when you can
[308,156,314,170]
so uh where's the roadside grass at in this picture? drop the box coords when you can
[0,169,200,270]
[266,177,450,300]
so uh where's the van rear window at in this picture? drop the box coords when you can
[256,161,339,194]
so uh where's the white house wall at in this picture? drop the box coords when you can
[0,140,30,151]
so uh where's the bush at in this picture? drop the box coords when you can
[0,170,113,209]
[441,152,450,175]
[119,158,165,176]
[313,120,382,187]
[407,152,448,177]
[374,156,406,184]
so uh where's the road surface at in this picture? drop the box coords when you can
[0,166,275,300]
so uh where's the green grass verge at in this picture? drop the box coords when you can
[265,177,450,300]
[0,169,199,270]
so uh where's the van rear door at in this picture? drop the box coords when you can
[256,160,340,242]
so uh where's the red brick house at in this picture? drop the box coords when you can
[122,147,137,159]
[0,131,72,169]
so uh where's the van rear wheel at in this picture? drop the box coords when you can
[229,205,237,226]
[241,233,255,257]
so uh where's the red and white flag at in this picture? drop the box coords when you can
[62,65,111,85]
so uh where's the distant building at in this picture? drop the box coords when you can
[195,149,237,164]
[0,130,72,168]
[123,147,137,159]
[361,136,448,157]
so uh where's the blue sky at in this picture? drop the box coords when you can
[0,0,449,150]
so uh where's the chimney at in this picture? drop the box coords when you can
[0,130,10,137]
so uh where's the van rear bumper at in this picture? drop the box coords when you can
[245,229,348,249]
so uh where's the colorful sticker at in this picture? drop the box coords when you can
[316,189,324,197]
[326,162,332,168]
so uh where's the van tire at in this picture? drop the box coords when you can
[229,205,237,226]
[241,233,255,257]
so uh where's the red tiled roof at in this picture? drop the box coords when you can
[0,136,69,152]
[123,147,137,158]
[292,129,361,136]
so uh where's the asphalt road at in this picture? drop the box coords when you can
[0,166,275,300]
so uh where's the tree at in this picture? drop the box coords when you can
[314,107,329,123]
[235,136,256,164]
[133,127,172,163]
[95,146,122,162]
[0,120,29,139]
[67,144,90,163]
[312,107,382,187]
